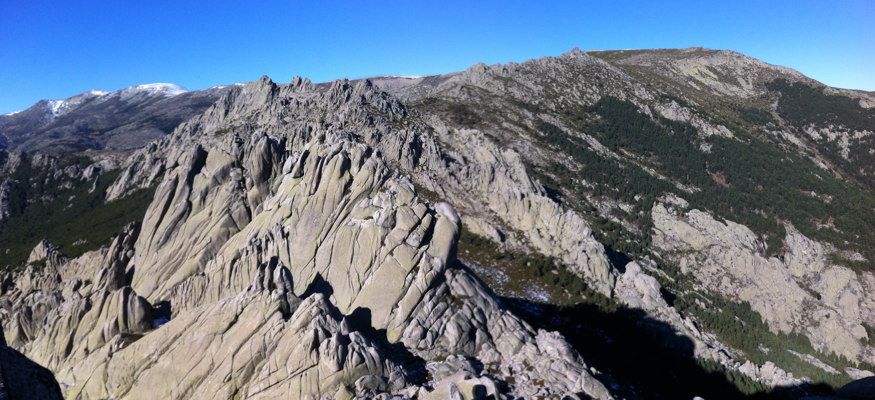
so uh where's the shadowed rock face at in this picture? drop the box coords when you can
[836,376,875,399]
[799,376,875,400]
[0,326,64,400]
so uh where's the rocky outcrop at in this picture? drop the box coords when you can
[64,290,408,400]
[652,200,875,363]
[92,222,138,292]
[22,286,152,372]
[415,126,617,295]
[614,261,709,351]
[0,152,19,221]
[26,240,68,268]
[612,260,804,387]
[0,76,613,399]
[737,361,802,388]
[1,236,154,375]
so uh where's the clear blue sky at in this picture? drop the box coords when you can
[1,0,873,114]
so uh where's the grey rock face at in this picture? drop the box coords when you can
[0,75,612,399]
[1,236,154,377]
[652,201,875,363]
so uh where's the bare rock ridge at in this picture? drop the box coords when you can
[0,47,874,399]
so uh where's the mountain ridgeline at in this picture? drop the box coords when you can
[1,47,874,400]
[0,83,232,153]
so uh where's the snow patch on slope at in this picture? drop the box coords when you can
[124,83,187,97]
[5,83,186,120]
[111,83,187,101]
[44,89,108,117]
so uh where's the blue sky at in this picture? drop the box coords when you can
[1,0,873,114]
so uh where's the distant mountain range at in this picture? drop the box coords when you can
[0,83,235,153]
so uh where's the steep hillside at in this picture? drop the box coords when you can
[1,48,874,399]
[0,84,233,153]
[374,47,875,395]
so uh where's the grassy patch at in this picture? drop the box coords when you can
[457,227,613,309]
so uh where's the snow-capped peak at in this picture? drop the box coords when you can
[104,83,188,102]
[4,84,186,119]
[43,89,108,118]
[123,83,187,97]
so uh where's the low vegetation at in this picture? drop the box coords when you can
[443,87,875,395]
[456,227,611,308]
[0,155,156,269]
[767,79,875,132]
[674,293,873,389]
[530,95,875,266]
[768,79,875,190]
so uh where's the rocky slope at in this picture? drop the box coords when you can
[1,76,613,399]
[1,47,874,399]
[371,47,875,395]
[652,199,875,363]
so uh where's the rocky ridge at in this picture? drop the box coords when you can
[1,76,614,399]
[370,47,875,392]
[1,47,874,399]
